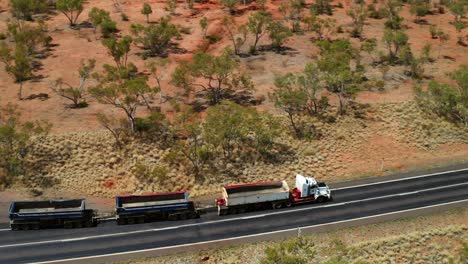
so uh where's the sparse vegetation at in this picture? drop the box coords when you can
[131,18,180,57]
[51,59,95,108]
[246,11,272,54]
[414,65,468,125]
[347,4,368,38]
[141,3,152,24]
[56,0,84,27]
[88,7,117,38]
[0,103,51,187]
[171,48,253,105]
[126,209,468,264]
[222,16,247,55]
[0,42,32,100]
[10,0,48,21]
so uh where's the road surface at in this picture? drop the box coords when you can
[0,167,467,264]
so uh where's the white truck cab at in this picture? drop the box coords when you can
[295,174,332,202]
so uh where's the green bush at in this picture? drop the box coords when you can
[261,237,316,264]
[121,13,129,21]
[414,66,468,125]
[100,19,118,38]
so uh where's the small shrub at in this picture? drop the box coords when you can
[206,34,222,44]
[133,162,169,184]
[121,13,129,21]
[336,25,344,33]
[0,33,6,40]
[429,25,438,39]
[368,4,388,19]
[179,26,191,35]
[100,19,118,38]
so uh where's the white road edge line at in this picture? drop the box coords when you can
[30,197,468,264]
[1,181,467,249]
[331,167,468,191]
[0,229,11,232]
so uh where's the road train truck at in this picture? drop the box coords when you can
[9,199,97,230]
[115,191,200,225]
[216,174,332,215]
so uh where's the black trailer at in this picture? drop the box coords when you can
[115,191,199,225]
[9,199,98,230]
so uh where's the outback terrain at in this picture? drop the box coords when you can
[125,207,468,264]
[0,0,467,211]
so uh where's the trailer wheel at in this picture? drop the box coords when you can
[21,224,30,231]
[167,214,177,221]
[137,217,145,224]
[74,222,83,228]
[285,201,293,208]
[190,212,199,219]
[11,224,19,231]
[64,222,73,229]
[85,221,94,228]
[117,218,127,225]
[32,224,40,230]
[273,203,283,209]
[127,218,136,225]
[179,213,188,220]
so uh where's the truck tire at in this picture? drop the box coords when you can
[127,218,136,225]
[11,224,19,231]
[85,221,94,228]
[75,221,83,228]
[21,224,30,231]
[179,213,188,220]
[32,224,40,230]
[190,212,199,219]
[168,214,178,221]
[137,217,145,224]
[273,203,282,209]
[316,196,326,203]
[64,222,73,229]
[218,208,227,216]
[285,201,293,208]
[117,218,127,225]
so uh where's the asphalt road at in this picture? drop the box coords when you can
[0,168,467,264]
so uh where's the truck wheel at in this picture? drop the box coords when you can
[190,212,199,219]
[137,217,145,224]
[316,196,326,203]
[179,213,188,220]
[85,221,94,228]
[64,222,73,229]
[117,218,127,225]
[11,224,19,231]
[285,201,293,208]
[21,224,30,231]
[75,222,83,228]
[218,209,227,216]
[127,218,136,225]
[32,224,40,230]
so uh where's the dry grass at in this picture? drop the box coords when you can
[121,207,468,264]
